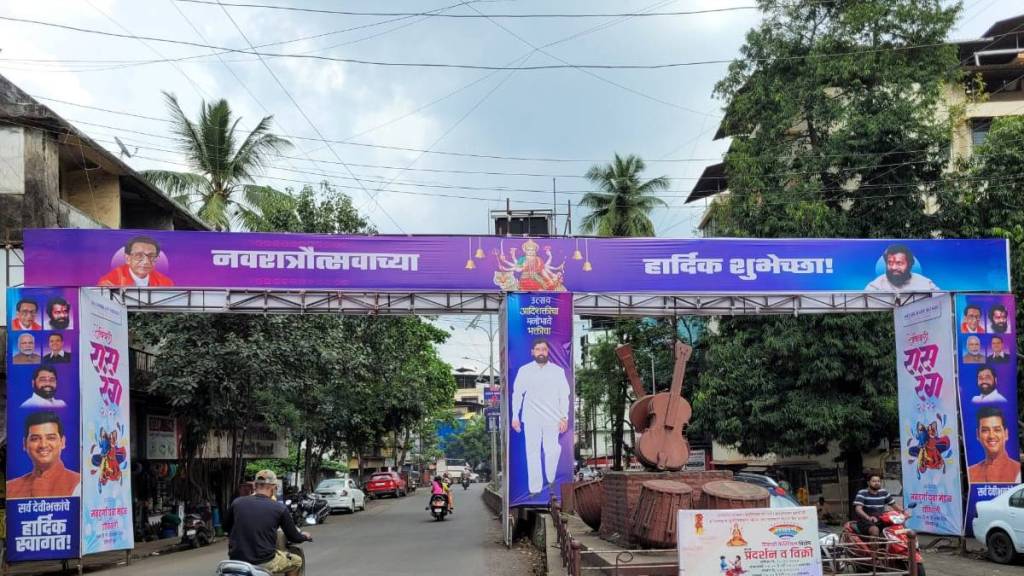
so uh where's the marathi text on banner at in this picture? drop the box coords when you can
[79,288,134,554]
[677,507,822,576]
[505,292,574,508]
[5,287,82,562]
[955,295,1020,537]
[893,295,963,535]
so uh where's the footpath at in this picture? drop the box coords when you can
[8,538,182,576]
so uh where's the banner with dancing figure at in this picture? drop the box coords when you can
[894,294,963,535]
[79,289,134,553]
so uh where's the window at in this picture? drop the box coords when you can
[971,118,992,147]
[1009,488,1024,508]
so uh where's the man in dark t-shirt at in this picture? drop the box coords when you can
[853,473,904,537]
[223,470,310,575]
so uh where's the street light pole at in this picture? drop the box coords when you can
[467,314,499,484]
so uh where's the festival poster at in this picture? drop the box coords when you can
[79,289,134,554]
[677,507,822,576]
[505,292,574,507]
[23,229,1010,294]
[955,295,1019,536]
[894,295,963,535]
[5,287,81,561]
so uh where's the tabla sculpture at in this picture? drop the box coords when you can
[615,341,693,471]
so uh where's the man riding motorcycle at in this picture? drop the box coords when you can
[853,473,905,537]
[223,470,312,576]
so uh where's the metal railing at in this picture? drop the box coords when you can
[550,496,919,576]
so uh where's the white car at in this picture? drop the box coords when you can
[315,478,366,514]
[973,483,1024,564]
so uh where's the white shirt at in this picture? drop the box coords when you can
[512,361,570,425]
[129,269,151,287]
[865,273,939,292]
[21,393,67,409]
[972,389,1008,404]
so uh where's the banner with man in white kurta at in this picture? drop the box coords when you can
[78,289,134,553]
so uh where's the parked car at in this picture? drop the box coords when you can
[365,471,407,499]
[733,473,801,508]
[973,483,1024,564]
[315,478,366,514]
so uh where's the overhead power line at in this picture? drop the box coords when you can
[0,15,978,72]
[175,1,760,18]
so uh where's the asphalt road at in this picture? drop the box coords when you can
[97,483,533,576]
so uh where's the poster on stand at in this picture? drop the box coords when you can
[505,291,574,507]
[894,295,963,535]
[5,287,81,561]
[955,295,1019,536]
[677,507,822,576]
[79,289,134,554]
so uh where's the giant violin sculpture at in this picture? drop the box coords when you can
[617,341,693,471]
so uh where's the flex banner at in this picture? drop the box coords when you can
[505,292,574,507]
[677,507,822,576]
[24,229,1010,294]
[956,295,1019,536]
[6,287,81,561]
[79,289,133,553]
[894,295,963,535]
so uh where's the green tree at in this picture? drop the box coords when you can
[936,116,1024,424]
[142,92,292,230]
[579,154,669,236]
[693,0,961,509]
[443,416,492,472]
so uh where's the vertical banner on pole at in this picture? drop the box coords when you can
[500,298,510,545]
[505,292,574,507]
[5,287,81,561]
[955,294,1019,536]
[894,295,963,535]
[79,289,134,553]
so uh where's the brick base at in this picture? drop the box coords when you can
[599,470,732,546]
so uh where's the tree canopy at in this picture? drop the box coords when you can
[579,153,669,237]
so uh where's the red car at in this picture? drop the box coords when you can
[365,472,407,499]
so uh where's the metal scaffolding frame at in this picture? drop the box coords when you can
[112,287,935,316]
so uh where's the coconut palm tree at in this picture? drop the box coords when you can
[579,154,669,237]
[142,92,292,231]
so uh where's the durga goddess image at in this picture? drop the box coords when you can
[492,239,567,291]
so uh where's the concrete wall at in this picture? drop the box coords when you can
[62,168,120,229]
[0,126,63,242]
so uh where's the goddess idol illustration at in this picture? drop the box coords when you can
[492,239,567,292]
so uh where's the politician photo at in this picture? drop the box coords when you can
[98,236,174,287]
[967,406,1021,484]
[510,339,570,497]
[7,411,81,499]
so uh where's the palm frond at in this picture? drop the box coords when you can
[162,92,207,172]
[197,191,231,231]
[231,115,291,182]
[141,169,210,200]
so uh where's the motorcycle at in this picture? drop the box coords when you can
[429,494,449,521]
[840,504,924,576]
[181,513,214,549]
[462,477,470,490]
[286,493,329,526]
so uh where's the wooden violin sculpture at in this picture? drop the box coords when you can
[615,344,654,434]
[617,341,693,471]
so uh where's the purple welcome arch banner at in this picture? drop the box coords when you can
[23,229,1010,294]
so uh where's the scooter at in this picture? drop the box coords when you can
[840,505,924,576]
[182,513,214,549]
[429,494,449,521]
[462,477,470,490]
[216,536,310,576]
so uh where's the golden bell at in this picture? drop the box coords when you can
[474,248,485,259]
[465,258,476,270]
[572,249,583,260]
[582,261,592,272]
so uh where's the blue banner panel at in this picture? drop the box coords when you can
[6,287,81,561]
[956,294,1020,536]
[506,293,574,507]
[23,229,1010,294]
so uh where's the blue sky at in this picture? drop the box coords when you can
[0,0,1017,368]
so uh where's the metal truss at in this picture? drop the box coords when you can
[112,287,935,317]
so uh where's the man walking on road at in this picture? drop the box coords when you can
[511,339,570,497]
[223,470,311,576]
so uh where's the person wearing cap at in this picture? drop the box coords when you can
[223,470,311,576]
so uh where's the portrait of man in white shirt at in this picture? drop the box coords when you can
[510,339,570,497]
